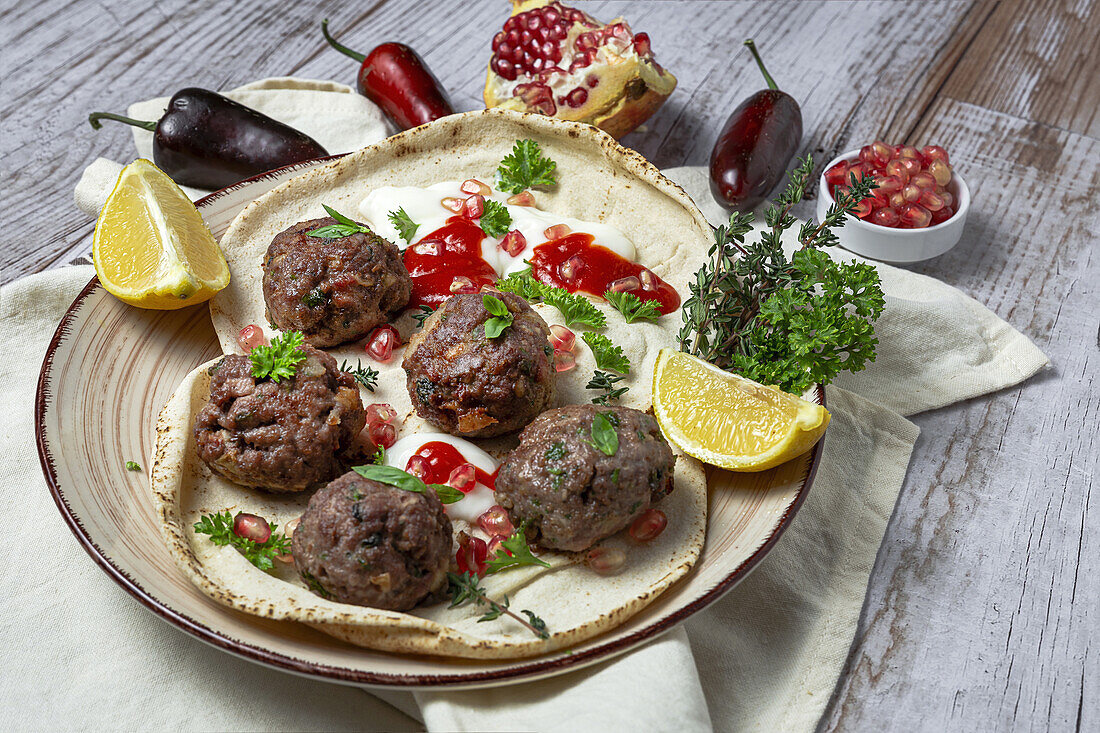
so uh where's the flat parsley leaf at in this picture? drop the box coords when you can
[586,370,628,404]
[581,332,630,374]
[496,139,557,194]
[250,331,308,382]
[479,199,513,238]
[352,465,464,504]
[387,207,419,244]
[193,511,291,573]
[483,293,514,338]
[485,525,551,574]
[307,204,372,238]
[604,290,661,324]
[588,411,619,456]
[339,359,379,392]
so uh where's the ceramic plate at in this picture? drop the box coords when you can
[35,159,823,689]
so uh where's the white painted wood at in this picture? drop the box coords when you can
[2,1,1096,730]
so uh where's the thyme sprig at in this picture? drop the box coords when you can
[339,359,379,391]
[678,156,885,393]
[447,571,549,639]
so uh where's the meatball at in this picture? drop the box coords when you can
[402,291,555,438]
[292,471,453,610]
[262,217,411,347]
[495,404,675,552]
[193,345,366,492]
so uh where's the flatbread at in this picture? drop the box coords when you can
[151,109,716,658]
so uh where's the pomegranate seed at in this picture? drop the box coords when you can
[940,191,955,208]
[564,87,588,107]
[366,326,399,363]
[463,194,485,219]
[629,509,668,542]
[639,269,657,291]
[544,223,572,240]
[456,534,489,576]
[368,420,396,449]
[869,186,890,209]
[506,191,535,206]
[921,145,950,166]
[550,324,576,352]
[633,32,651,56]
[930,205,955,225]
[559,254,584,280]
[889,192,906,209]
[846,162,866,183]
[852,198,873,218]
[877,175,905,196]
[500,229,527,256]
[447,463,477,492]
[492,56,517,81]
[858,145,877,168]
[586,74,599,88]
[824,162,848,189]
[406,454,430,480]
[237,325,266,352]
[233,513,271,544]
[576,31,598,50]
[928,159,952,187]
[440,196,464,213]
[885,159,911,183]
[898,145,921,159]
[902,184,922,203]
[478,505,515,537]
[460,179,491,196]
[898,203,932,228]
[868,207,900,228]
[920,190,946,211]
[871,141,893,166]
[570,48,597,72]
[487,534,508,556]
[609,275,641,293]
[910,172,937,191]
[899,157,922,177]
[365,403,398,425]
[450,276,478,294]
[553,348,576,372]
[514,82,556,115]
[587,546,626,575]
[413,240,442,256]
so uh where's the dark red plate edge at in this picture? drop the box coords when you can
[33,158,825,689]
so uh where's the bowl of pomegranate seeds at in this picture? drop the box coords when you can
[817,143,970,264]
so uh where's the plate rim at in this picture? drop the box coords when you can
[34,160,825,688]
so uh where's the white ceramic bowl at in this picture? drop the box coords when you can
[817,148,970,264]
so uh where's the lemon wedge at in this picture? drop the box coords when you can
[652,348,830,472]
[93,159,229,309]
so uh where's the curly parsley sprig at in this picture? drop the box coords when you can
[678,156,885,394]
[495,271,606,329]
[448,571,550,639]
[605,290,661,324]
[496,139,557,194]
[479,200,513,238]
[250,331,307,382]
[581,332,630,374]
[387,207,419,245]
[193,511,291,572]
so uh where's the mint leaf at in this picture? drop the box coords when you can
[483,293,514,338]
[588,411,619,456]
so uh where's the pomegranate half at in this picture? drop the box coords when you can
[483,0,677,139]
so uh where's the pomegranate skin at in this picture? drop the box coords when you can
[709,89,803,212]
[358,43,454,129]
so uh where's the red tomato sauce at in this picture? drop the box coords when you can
[403,217,496,309]
[406,441,497,492]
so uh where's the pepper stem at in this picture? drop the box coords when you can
[743,39,778,91]
[87,112,157,132]
[321,18,367,64]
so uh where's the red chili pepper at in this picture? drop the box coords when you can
[321,19,454,130]
[709,39,803,211]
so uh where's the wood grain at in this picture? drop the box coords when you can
[3,0,1099,730]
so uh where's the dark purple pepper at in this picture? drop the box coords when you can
[709,40,803,211]
[88,88,328,189]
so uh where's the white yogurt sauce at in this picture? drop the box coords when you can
[359,181,637,277]
[385,432,499,523]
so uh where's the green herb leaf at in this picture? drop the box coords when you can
[483,293,514,338]
[446,571,550,640]
[250,331,308,382]
[581,332,630,373]
[411,304,435,327]
[125,460,141,471]
[485,525,551,574]
[678,155,884,393]
[496,139,557,194]
[193,511,291,573]
[352,465,464,504]
[586,370,628,404]
[428,483,465,504]
[604,290,661,324]
[495,270,545,301]
[479,199,513,238]
[543,288,606,329]
[387,207,419,244]
[339,359,379,392]
[307,205,371,238]
[301,287,327,308]
[371,445,386,466]
[588,411,619,456]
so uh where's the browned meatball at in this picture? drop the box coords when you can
[495,405,675,552]
[292,471,453,610]
[262,217,411,347]
[402,291,555,438]
[193,346,366,492]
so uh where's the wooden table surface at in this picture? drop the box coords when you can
[3,0,1097,730]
